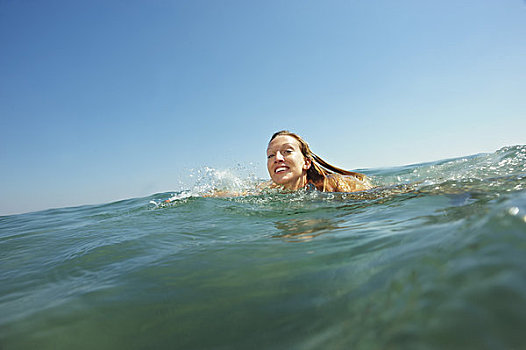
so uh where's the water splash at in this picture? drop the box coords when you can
[149,164,261,207]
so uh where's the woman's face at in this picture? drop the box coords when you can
[267,135,311,190]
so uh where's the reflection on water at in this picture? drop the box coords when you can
[274,218,346,241]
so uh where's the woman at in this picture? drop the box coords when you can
[266,130,372,192]
[201,130,372,199]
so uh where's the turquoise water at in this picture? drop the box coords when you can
[1,146,526,349]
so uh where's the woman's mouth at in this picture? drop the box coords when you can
[275,166,289,174]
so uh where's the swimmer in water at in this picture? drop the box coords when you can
[201,130,372,198]
[265,130,373,192]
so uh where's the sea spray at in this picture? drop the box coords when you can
[150,163,261,207]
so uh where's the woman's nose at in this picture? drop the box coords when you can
[275,151,285,161]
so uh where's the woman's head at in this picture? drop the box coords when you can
[267,130,367,189]
[266,131,312,190]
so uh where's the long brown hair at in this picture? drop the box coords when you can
[269,130,367,186]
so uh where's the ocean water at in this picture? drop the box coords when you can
[1,146,526,350]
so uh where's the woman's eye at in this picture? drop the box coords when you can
[285,150,293,154]
[267,154,274,159]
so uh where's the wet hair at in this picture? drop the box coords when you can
[269,130,367,186]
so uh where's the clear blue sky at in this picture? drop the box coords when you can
[1,0,525,215]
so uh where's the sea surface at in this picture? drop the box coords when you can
[1,146,526,350]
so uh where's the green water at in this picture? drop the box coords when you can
[1,146,526,349]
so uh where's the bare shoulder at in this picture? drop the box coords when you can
[327,174,373,192]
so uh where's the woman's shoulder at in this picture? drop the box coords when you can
[325,173,373,192]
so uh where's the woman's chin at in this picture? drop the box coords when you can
[273,177,300,190]
[272,174,290,185]
[273,180,287,186]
